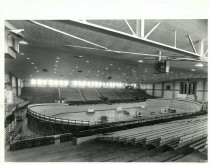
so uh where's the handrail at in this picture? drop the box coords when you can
[27,106,90,126]
[27,99,204,128]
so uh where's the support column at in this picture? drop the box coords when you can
[172,81,175,99]
[161,82,164,98]
[152,84,155,97]
[202,79,206,102]
[15,77,18,97]
[194,82,197,101]
[58,87,61,98]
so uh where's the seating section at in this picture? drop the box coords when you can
[60,88,85,102]
[20,87,154,104]
[97,88,121,101]
[21,87,59,103]
[113,89,134,101]
[5,95,29,118]
[97,116,207,150]
[80,88,102,101]
[127,89,155,100]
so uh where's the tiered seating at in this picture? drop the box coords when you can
[127,89,155,100]
[21,87,59,103]
[80,88,102,102]
[60,88,85,103]
[97,116,207,150]
[97,88,121,102]
[5,96,29,117]
[113,89,134,101]
[189,138,207,153]
[146,99,170,108]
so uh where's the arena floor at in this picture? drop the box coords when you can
[28,102,192,125]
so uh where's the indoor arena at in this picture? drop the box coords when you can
[4,19,208,162]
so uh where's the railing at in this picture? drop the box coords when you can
[28,104,90,126]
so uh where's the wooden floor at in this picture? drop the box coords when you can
[5,139,207,162]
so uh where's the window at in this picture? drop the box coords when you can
[166,85,171,90]
[180,82,196,94]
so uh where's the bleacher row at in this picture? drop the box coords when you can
[97,116,207,152]
[21,87,154,104]
[5,96,29,117]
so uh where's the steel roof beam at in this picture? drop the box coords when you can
[5,21,24,38]
[204,49,208,56]
[124,20,136,35]
[57,20,200,58]
[29,20,107,50]
[187,34,198,54]
[145,22,160,39]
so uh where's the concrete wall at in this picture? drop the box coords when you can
[5,73,23,102]
[163,83,173,99]
[142,79,207,102]
[145,84,153,95]
[154,83,162,97]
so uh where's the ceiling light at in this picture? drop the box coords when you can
[72,69,75,72]
[55,61,59,63]
[26,58,30,60]
[19,40,28,45]
[110,64,113,66]
[88,71,90,73]
[30,75,32,77]
[105,67,108,70]
[54,69,57,70]
[191,69,195,71]
[195,63,204,67]
[31,62,34,65]
[34,66,37,69]
[36,71,39,73]
[69,73,72,75]
[75,66,78,69]
[138,60,143,63]
[56,57,60,59]
[118,68,121,70]
[74,55,83,58]
[54,72,56,74]
[54,65,57,67]
[86,60,90,63]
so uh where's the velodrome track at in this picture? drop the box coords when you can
[28,99,202,125]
